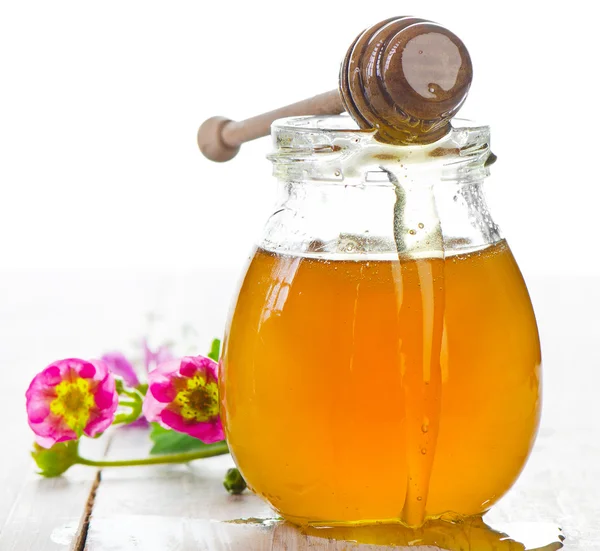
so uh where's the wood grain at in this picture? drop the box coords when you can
[197,90,344,162]
[85,429,441,551]
[0,433,106,551]
[1,274,599,550]
[84,428,575,550]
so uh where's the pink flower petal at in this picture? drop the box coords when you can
[63,358,96,379]
[26,372,54,402]
[51,433,76,445]
[26,397,51,423]
[179,357,201,378]
[159,408,193,434]
[29,415,77,449]
[87,359,109,381]
[145,358,180,403]
[84,410,115,438]
[126,417,149,429]
[79,364,96,379]
[179,356,218,379]
[100,352,140,387]
[159,410,224,444]
[143,339,175,372]
[153,346,174,367]
[88,373,118,436]
[150,358,181,378]
[93,373,118,409]
[185,421,225,444]
[41,365,62,386]
[149,377,177,403]
[94,387,115,410]
[34,434,59,448]
[141,390,166,423]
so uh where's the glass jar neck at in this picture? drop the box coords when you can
[262,116,501,260]
[261,179,501,259]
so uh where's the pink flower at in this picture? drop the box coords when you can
[100,351,148,427]
[102,341,174,386]
[101,352,140,387]
[142,356,224,443]
[143,338,174,372]
[26,359,119,449]
[102,341,174,429]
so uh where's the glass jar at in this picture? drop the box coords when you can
[220,115,541,528]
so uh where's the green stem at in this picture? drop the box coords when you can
[75,442,229,468]
[121,388,144,401]
[112,388,145,426]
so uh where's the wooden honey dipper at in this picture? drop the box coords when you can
[197,16,473,162]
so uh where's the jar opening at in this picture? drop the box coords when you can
[268,115,492,185]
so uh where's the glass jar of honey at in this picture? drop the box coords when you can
[220,115,541,528]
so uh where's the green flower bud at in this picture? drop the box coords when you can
[31,440,79,477]
[223,467,247,495]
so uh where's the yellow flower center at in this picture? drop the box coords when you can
[173,374,219,422]
[49,378,95,434]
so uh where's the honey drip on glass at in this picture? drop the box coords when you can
[396,253,444,526]
[391,179,446,526]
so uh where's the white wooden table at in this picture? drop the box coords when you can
[1,271,599,550]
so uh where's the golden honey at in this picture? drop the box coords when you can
[221,239,541,526]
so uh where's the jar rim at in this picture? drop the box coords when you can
[268,115,493,185]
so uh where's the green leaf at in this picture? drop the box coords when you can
[31,440,79,477]
[149,423,226,455]
[208,338,221,362]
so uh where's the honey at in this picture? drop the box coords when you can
[221,239,540,527]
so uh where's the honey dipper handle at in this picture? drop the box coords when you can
[197,89,344,162]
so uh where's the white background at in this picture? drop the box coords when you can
[0,0,599,361]
[1,0,599,278]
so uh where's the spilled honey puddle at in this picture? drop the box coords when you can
[223,516,281,526]
[302,516,564,550]
[224,515,564,550]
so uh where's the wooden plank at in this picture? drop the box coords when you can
[0,423,106,551]
[485,426,600,550]
[85,429,569,551]
[86,429,443,550]
[87,429,580,551]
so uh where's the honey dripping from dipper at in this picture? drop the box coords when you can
[207,15,549,549]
